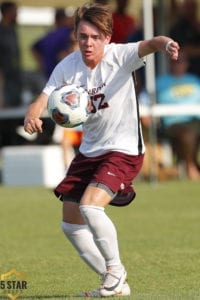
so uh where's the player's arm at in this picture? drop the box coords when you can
[24,92,48,134]
[138,35,180,60]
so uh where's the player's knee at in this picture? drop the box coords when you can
[79,205,104,226]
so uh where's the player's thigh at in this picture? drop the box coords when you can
[62,201,85,224]
[80,185,112,207]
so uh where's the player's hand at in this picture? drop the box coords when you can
[24,117,43,134]
[165,40,180,60]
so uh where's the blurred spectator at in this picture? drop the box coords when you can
[169,0,200,77]
[156,51,200,180]
[127,6,159,90]
[168,0,180,27]
[31,7,81,168]
[0,1,22,107]
[126,6,180,181]
[31,8,75,80]
[111,0,136,43]
[134,78,179,182]
[31,8,78,146]
[127,24,145,92]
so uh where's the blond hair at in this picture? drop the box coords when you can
[74,3,113,36]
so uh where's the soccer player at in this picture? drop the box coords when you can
[24,3,180,297]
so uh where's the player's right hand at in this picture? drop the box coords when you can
[24,117,43,134]
[165,40,180,60]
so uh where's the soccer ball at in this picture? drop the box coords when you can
[47,84,90,128]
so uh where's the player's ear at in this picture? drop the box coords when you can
[105,35,111,44]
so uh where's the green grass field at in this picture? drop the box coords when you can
[0,180,200,299]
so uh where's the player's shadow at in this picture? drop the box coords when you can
[19,295,103,299]
[19,296,75,299]
[19,295,130,299]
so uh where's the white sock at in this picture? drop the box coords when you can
[61,221,106,275]
[79,205,121,267]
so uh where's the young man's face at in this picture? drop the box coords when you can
[76,20,111,68]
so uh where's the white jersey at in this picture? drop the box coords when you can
[43,42,146,157]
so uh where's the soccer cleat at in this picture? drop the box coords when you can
[100,265,128,297]
[77,281,130,297]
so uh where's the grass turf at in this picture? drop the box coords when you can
[0,180,199,299]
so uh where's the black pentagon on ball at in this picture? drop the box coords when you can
[51,108,70,125]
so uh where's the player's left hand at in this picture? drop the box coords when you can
[165,40,180,60]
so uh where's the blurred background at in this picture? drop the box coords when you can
[0,0,200,186]
[0,3,199,299]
